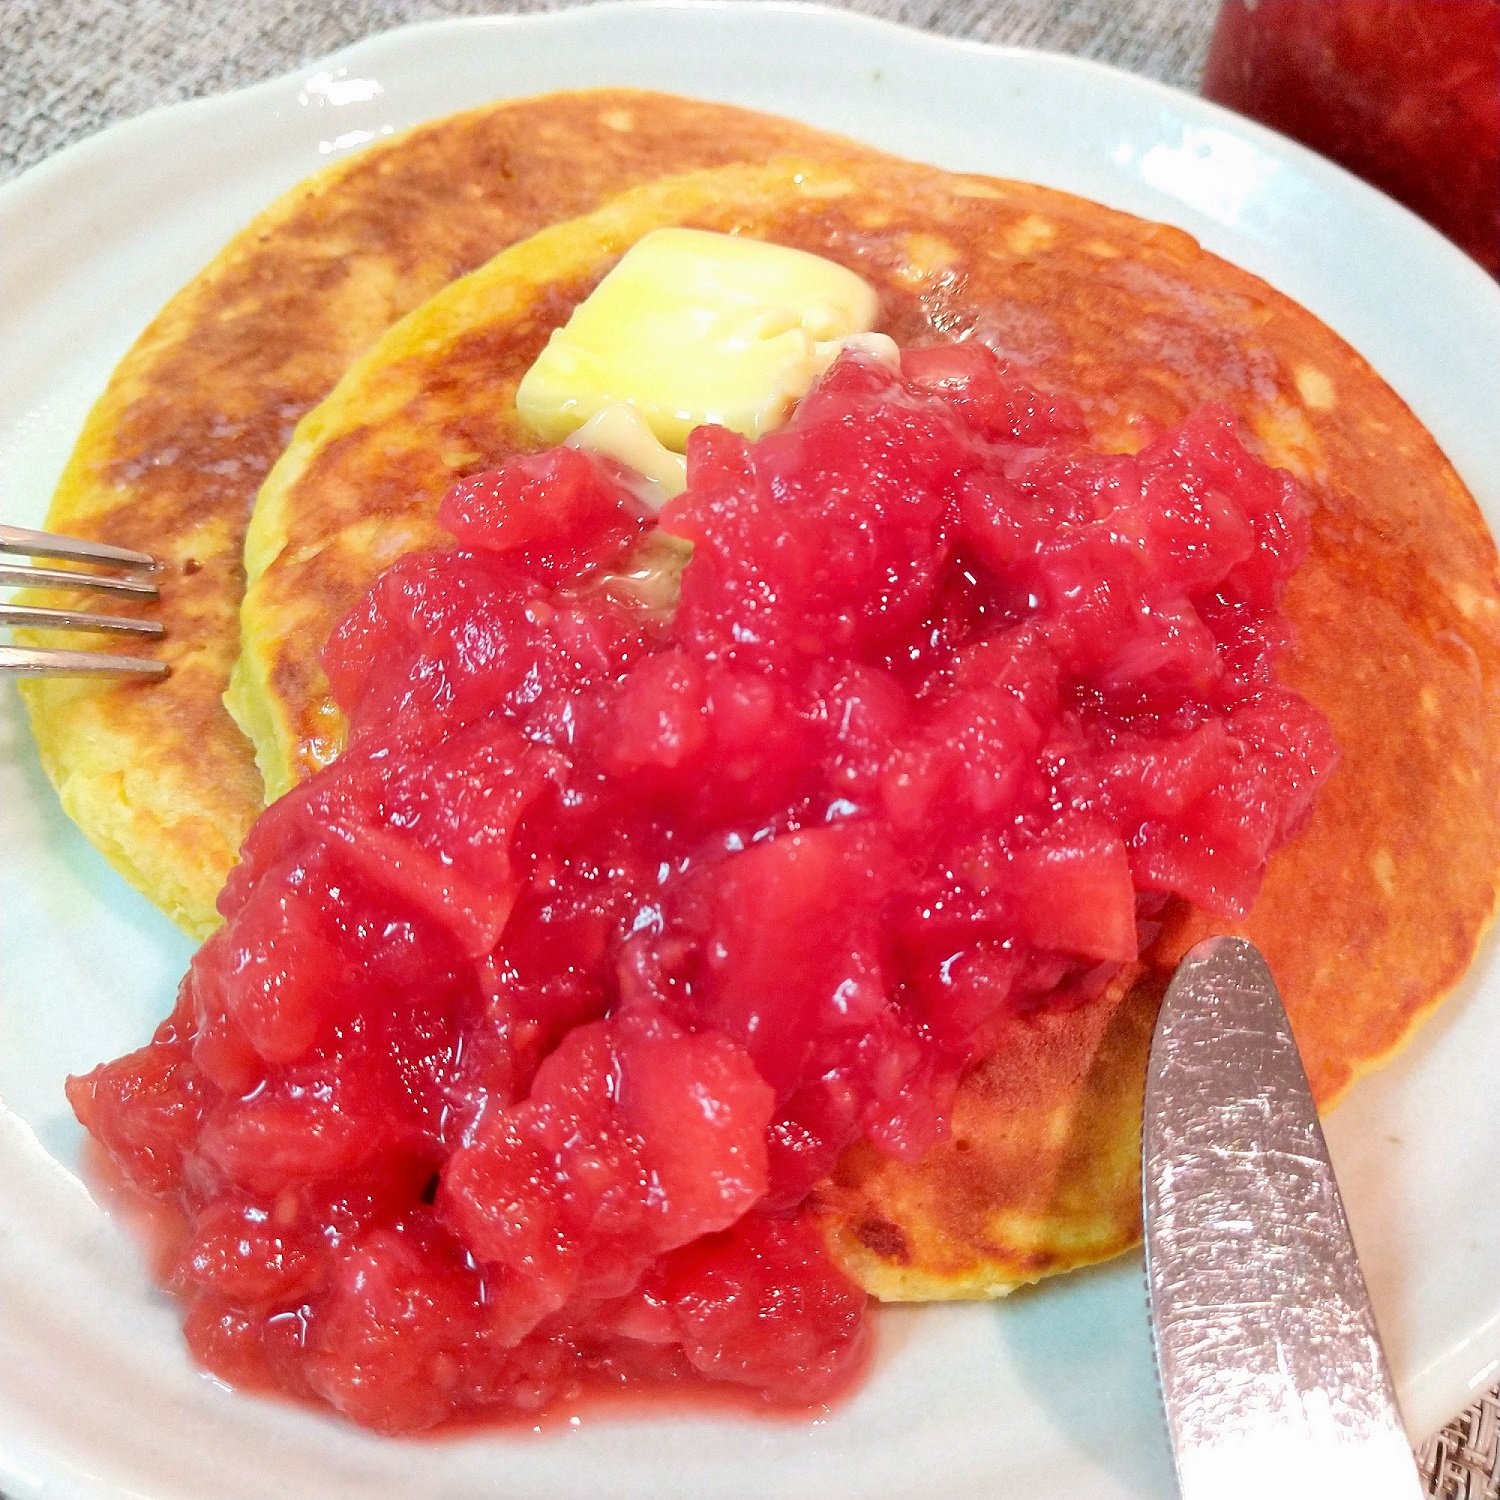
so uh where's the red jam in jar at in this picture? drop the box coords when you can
[1203,0,1500,275]
[68,345,1335,1433]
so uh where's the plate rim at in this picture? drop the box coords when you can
[2,6,1497,1496]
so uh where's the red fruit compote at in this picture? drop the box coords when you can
[68,343,1336,1434]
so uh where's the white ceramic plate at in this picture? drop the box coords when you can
[3,6,1499,1497]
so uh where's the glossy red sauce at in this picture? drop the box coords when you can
[1203,0,1500,275]
[68,345,1336,1433]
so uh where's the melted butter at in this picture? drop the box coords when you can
[565,404,687,509]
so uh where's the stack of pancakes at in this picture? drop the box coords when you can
[21,89,1500,1300]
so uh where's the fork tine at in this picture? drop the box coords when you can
[0,523,157,571]
[0,559,159,597]
[0,644,168,679]
[1,527,164,676]
[0,602,166,636]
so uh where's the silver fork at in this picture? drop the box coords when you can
[1,523,167,679]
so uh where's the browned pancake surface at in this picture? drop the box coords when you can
[19,91,870,936]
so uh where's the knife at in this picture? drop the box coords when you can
[1142,935,1424,1499]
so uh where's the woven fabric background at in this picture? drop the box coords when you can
[3,0,1215,177]
[1,2,1496,1495]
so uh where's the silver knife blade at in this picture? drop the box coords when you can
[1142,935,1423,1500]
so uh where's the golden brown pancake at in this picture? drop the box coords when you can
[228,154,1500,1297]
[18,90,870,937]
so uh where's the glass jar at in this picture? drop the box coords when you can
[1202,0,1500,276]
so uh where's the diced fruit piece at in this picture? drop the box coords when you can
[438,447,649,579]
[67,1035,206,1198]
[901,341,1087,445]
[679,825,899,1096]
[1005,819,1140,964]
[650,1213,869,1401]
[615,1011,774,1239]
[300,1221,486,1433]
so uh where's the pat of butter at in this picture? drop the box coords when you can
[566,403,687,506]
[516,228,881,451]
